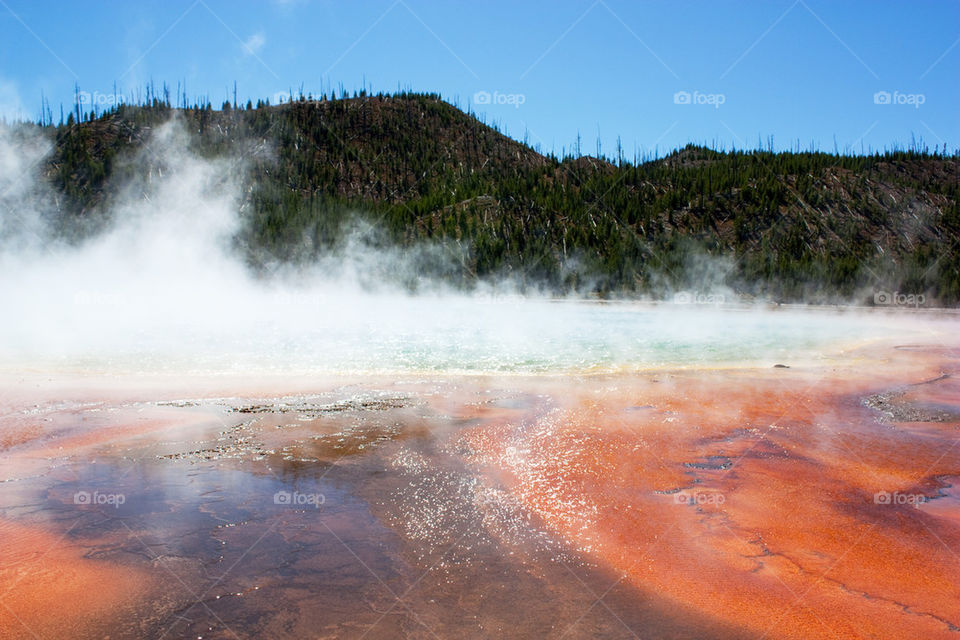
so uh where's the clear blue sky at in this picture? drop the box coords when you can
[1,0,957,158]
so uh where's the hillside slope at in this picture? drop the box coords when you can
[33,93,960,303]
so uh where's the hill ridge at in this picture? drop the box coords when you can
[21,92,960,303]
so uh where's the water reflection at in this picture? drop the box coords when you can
[1,383,752,639]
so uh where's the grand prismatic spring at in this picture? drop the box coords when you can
[1,300,958,639]
[3,1,960,636]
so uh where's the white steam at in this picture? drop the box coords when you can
[0,119,932,375]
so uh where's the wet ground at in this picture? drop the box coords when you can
[1,339,959,639]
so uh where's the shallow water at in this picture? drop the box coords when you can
[0,382,756,639]
[1,309,959,639]
[0,299,949,375]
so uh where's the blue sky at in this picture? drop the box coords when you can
[1,0,957,158]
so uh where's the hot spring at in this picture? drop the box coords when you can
[1,121,958,640]
[0,292,943,375]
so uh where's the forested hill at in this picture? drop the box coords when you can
[32,92,960,304]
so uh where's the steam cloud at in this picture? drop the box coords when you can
[0,119,922,375]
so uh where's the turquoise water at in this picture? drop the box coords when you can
[1,293,933,375]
